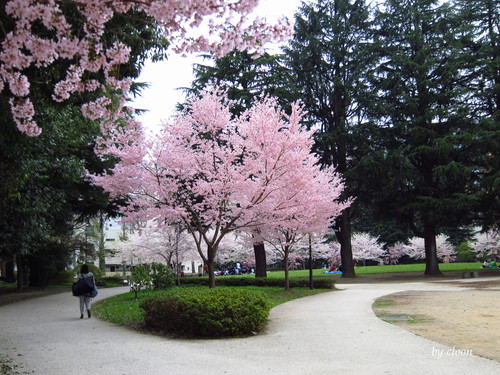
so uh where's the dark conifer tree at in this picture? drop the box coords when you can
[283,0,375,277]
[367,0,495,275]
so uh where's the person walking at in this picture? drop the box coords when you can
[76,264,95,319]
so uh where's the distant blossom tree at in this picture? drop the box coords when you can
[351,233,386,266]
[91,88,349,287]
[470,230,499,260]
[321,233,386,267]
[385,242,407,265]
[1,0,292,137]
[117,223,197,269]
[212,233,254,268]
[318,241,342,267]
[405,235,457,262]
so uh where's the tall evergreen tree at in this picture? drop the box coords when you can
[187,50,295,115]
[454,0,499,230]
[368,0,492,275]
[283,0,375,277]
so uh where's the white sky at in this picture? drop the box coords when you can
[132,0,308,132]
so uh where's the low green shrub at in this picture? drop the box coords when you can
[140,288,271,337]
[99,276,127,286]
[150,263,175,290]
[179,276,335,289]
[130,265,152,298]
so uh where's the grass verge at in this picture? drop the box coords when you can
[93,286,331,327]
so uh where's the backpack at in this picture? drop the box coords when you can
[72,274,94,296]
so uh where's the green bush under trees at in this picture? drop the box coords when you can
[140,288,271,337]
[130,263,175,298]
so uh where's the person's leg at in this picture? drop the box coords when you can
[79,296,84,318]
[84,296,91,318]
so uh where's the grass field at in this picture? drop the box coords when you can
[253,262,483,279]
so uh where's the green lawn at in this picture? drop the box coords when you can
[262,262,483,279]
[94,286,331,326]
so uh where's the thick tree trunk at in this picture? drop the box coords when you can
[16,254,27,290]
[6,259,16,283]
[423,222,442,276]
[254,242,267,278]
[336,210,356,278]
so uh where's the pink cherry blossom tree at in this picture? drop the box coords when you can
[1,0,292,137]
[350,232,386,266]
[117,223,198,276]
[318,241,342,267]
[469,230,499,261]
[91,87,348,287]
[385,242,407,265]
[405,235,457,262]
[322,233,386,267]
[244,123,351,288]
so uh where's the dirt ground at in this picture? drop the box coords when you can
[373,279,500,362]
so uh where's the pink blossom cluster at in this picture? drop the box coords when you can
[351,232,386,264]
[1,0,292,136]
[385,242,407,265]
[469,230,499,259]
[90,87,349,280]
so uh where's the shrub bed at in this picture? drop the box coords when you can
[179,277,335,289]
[140,288,271,337]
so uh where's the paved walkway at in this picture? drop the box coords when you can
[1,279,499,375]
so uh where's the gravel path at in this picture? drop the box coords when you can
[1,280,499,375]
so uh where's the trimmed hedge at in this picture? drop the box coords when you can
[140,288,271,337]
[179,277,335,289]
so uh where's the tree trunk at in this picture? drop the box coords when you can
[423,221,442,276]
[207,261,216,288]
[336,210,356,278]
[16,254,28,290]
[284,248,290,291]
[6,259,15,283]
[254,242,267,278]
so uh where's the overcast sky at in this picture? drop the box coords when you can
[132,0,309,133]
